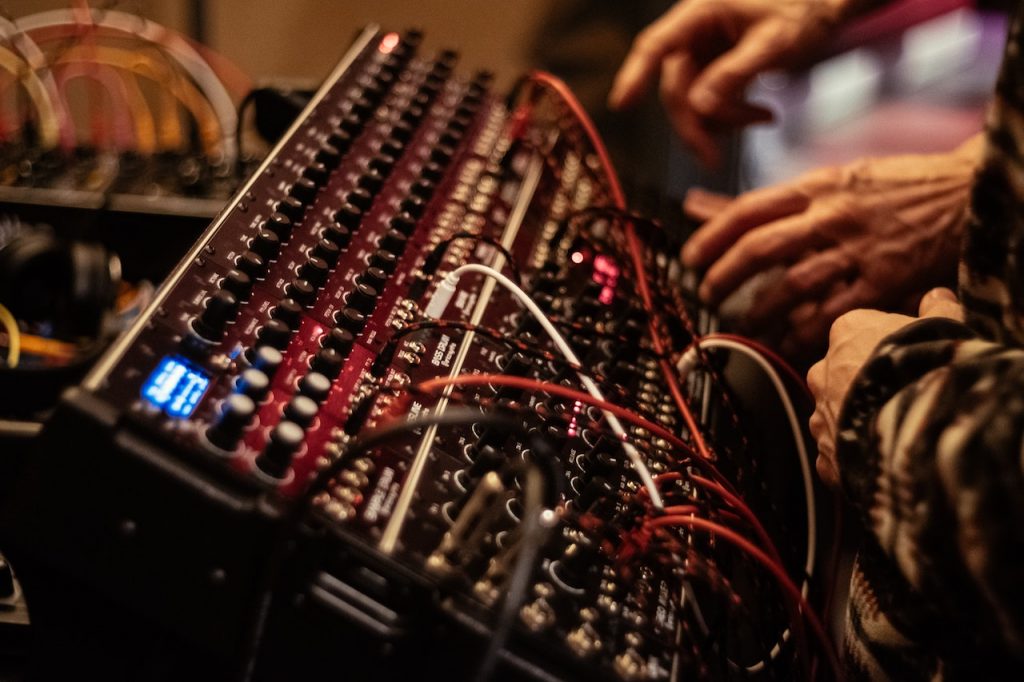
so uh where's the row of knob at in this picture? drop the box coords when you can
[201,58,493,484]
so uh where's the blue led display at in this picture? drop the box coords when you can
[141,356,210,418]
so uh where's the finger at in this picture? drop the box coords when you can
[683,187,733,223]
[609,1,710,110]
[682,183,809,267]
[689,22,788,118]
[700,212,829,304]
[744,248,855,331]
[918,287,963,320]
[815,447,839,489]
[806,360,826,399]
[660,53,721,168]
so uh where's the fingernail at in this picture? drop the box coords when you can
[607,81,624,109]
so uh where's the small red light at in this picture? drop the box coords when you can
[379,32,400,54]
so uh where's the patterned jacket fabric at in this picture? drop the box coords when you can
[835,5,1024,679]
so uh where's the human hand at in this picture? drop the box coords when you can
[682,137,981,355]
[609,0,850,167]
[807,287,963,487]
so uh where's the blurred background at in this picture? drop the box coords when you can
[1,0,1009,194]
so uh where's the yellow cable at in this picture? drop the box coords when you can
[53,44,223,155]
[14,333,76,361]
[0,44,59,148]
[0,303,21,369]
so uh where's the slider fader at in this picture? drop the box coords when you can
[1,26,827,682]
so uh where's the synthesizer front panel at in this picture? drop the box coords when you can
[2,26,822,682]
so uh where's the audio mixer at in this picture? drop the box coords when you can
[0,26,829,681]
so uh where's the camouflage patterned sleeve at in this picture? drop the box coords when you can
[832,4,1024,680]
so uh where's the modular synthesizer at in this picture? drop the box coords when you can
[0,27,832,681]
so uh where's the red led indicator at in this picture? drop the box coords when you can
[591,255,620,305]
[379,32,400,54]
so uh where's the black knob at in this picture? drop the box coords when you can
[250,346,283,376]
[377,229,407,255]
[221,269,252,301]
[284,395,319,428]
[236,367,271,401]
[234,250,266,279]
[315,142,342,169]
[362,80,385,104]
[579,476,616,511]
[298,256,330,287]
[410,178,434,200]
[412,92,430,109]
[352,96,374,119]
[430,145,454,165]
[340,113,362,135]
[250,228,281,261]
[389,212,416,236]
[256,421,304,479]
[277,195,305,222]
[468,444,505,480]
[439,131,460,148]
[312,238,340,265]
[421,162,444,183]
[303,161,329,187]
[380,138,403,159]
[271,298,303,329]
[322,327,354,356]
[327,129,352,153]
[369,248,398,274]
[265,211,293,240]
[256,318,292,350]
[347,282,379,315]
[299,372,332,402]
[286,278,316,306]
[391,120,414,143]
[206,394,255,451]
[335,307,366,333]
[400,195,425,218]
[439,49,460,68]
[193,290,239,341]
[381,54,402,76]
[334,203,362,230]
[375,69,396,90]
[311,347,343,380]
[358,266,387,290]
[369,154,395,176]
[346,188,373,211]
[419,80,440,99]
[358,170,384,195]
[247,346,280,376]
[401,105,424,126]
[323,223,352,249]
[290,176,318,204]
[499,351,532,376]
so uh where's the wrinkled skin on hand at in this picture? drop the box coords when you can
[609,0,851,167]
[682,136,981,357]
[807,287,964,487]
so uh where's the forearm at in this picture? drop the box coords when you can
[836,318,1024,671]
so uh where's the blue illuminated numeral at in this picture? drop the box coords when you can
[141,356,210,418]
